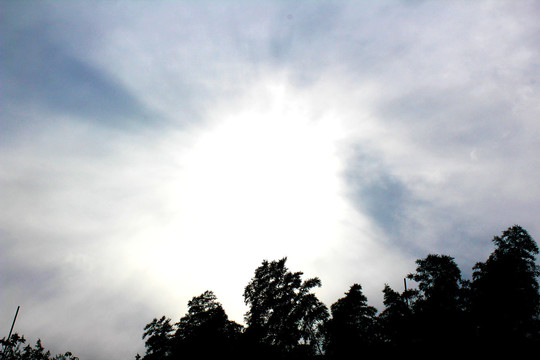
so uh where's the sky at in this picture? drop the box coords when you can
[1,0,539,359]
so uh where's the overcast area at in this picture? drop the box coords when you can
[1,1,539,359]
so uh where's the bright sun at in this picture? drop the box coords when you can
[130,78,351,319]
[178,81,346,255]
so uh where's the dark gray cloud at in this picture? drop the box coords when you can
[345,150,412,237]
[0,5,159,135]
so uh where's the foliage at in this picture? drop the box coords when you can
[377,284,412,346]
[325,284,378,357]
[7,226,538,359]
[141,316,174,360]
[173,291,243,358]
[0,334,78,360]
[243,258,328,357]
[407,254,462,311]
[472,225,540,345]
[140,291,242,360]
[406,254,466,346]
[136,225,539,358]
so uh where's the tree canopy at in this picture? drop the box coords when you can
[134,225,539,358]
[472,225,540,344]
[139,290,242,360]
[0,334,79,360]
[243,258,328,358]
[325,284,378,357]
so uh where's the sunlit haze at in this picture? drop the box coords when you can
[126,77,360,318]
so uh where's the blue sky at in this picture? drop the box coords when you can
[2,1,540,359]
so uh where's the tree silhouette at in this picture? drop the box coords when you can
[377,284,413,348]
[406,254,464,347]
[472,225,540,347]
[140,291,242,360]
[172,290,242,358]
[141,316,174,360]
[134,226,539,358]
[243,258,328,358]
[324,284,379,358]
[0,334,78,360]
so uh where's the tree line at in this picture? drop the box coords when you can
[137,225,540,359]
[0,334,79,360]
[1,225,538,359]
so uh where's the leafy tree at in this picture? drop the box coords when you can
[472,225,540,345]
[408,254,462,311]
[324,284,379,357]
[141,291,242,360]
[243,258,328,358]
[0,334,78,360]
[406,254,464,346]
[141,316,175,360]
[172,290,243,358]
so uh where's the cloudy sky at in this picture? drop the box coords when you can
[1,0,539,358]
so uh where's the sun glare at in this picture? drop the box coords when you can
[131,78,351,316]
